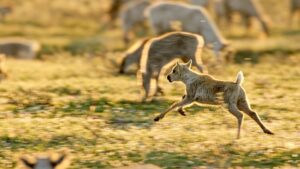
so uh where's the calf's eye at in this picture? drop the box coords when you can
[173,69,176,73]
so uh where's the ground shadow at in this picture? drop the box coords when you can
[59,97,211,130]
[0,135,96,151]
[282,29,300,36]
[145,151,205,169]
[233,148,300,168]
[144,147,299,169]
[75,160,107,169]
[204,143,300,168]
[233,48,300,64]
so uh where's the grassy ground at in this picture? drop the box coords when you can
[0,0,299,168]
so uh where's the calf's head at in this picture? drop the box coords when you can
[167,60,192,83]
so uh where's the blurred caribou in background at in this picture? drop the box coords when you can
[0,6,12,21]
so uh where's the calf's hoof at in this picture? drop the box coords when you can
[154,116,160,122]
[178,109,186,116]
[264,129,274,135]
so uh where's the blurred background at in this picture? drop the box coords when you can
[0,0,299,168]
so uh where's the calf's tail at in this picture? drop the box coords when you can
[236,71,244,85]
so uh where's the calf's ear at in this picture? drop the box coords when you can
[51,154,67,167]
[186,60,192,68]
[20,157,35,168]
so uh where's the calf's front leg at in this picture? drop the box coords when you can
[154,98,192,121]
[177,95,188,116]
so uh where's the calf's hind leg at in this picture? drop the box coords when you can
[238,98,274,135]
[228,104,244,139]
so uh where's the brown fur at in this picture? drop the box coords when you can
[139,32,206,101]
[154,61,274,139]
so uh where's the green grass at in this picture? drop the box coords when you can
[0,0,299,168]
